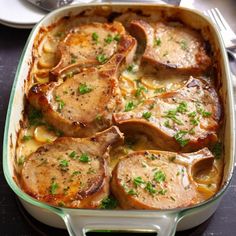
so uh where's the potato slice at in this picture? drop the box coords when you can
[34,125,57,143]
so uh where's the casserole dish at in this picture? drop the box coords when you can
[3,2,235,236]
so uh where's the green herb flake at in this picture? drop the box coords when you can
[164,120,172,128]
[202,111,212,117]
[142,111,152,120]
[125,101,135,112]
[28,107,43,126]
[22,135,32,142]
[211,142,222,159]
[145,182,157,195]
[59,159,69,171]
[114,34,121,41]
[154,170,166,183]
[92,32,99,42]
[78,83,92,94]
[127,64,134,72]
[17,156,25,166]
[135,85,147,97]
[155,87,166,93]
[55,96,65,112]
[96,54,107,63]
[133,176,146,187]
[50,182,59,195]
[104,34,113,44]
[177,102,188,114]
[188,111,197,118]
[100,196,118,209]
[58,201,65,207]
[69,151,77,159]
[154,37,161,46]
[127,189,138,196]
[158,189,167,195]
[190,117,199,126]
[174,130,190,147]
[180,40,188,50]
[163,109,183,125]
[170,196,176,201]
[79,153,91,163]
[72,171,81,176]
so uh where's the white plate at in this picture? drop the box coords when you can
[0,0,45,28]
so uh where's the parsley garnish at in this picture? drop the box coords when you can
[104,34,113,44]
[78,84,92,94]
[59,159,69,171]
[100,196,118,209]
[22,135,32,142]
[133,176,146,187]
[69,151,77,159]
[145,182,157,195]
[142,111,152,120]
[114,34,121,41]
[96,54,107,63]
[55,96,65,112]
[50,182,59,195]
[154,37,161,46]
[211,142,222,159]
[180,40,188,50]
[174,130,190,147]
[28,107,43,126]
[79,153,91,162]
[158,189,167,195]
[17,156,25,166]
[155,87,166,93]
[127,189,138,196]
[177,102,188,113]
[92,32,99,42]
[125,101,135,112]
[202,111,212,117]
[188,111,197,117]
[163,109,183,125]
[135,85,147,97]
[154,170,166,183]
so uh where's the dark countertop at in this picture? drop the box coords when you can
[0,23,236,236]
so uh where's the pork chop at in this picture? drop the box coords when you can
[113,77,221,152]
[21,126,124,208]
[130,20,211,74]
[111,148,214,209]
[28,34,137,137]
[50,22,126,78]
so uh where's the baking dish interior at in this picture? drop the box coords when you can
[3,2,235,235]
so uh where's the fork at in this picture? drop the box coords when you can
[204,8,236,51]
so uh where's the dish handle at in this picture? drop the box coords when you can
[61,209,180,236]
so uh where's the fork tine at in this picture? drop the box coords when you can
[214,8,236,37]
[208,9,225,32]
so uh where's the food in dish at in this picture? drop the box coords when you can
[15,8,223,210]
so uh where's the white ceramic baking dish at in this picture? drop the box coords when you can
[3,3,235,236]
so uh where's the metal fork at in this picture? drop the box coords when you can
[204,8,236,51]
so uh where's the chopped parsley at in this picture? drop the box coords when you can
[145,182,157,195]
[104,34,113,44]
[133,176,146,187]
[22,135,32,142]
[17,156,25,166]
[179,40,188,50]
[125,101,135,112]
[158,189,167,195]
[50,182,59,195]
[78,83,92,94]
[114,34,121,41]
[154,37,161,46]
[72,171,81,176]
[142,111,152,120]
[69,151,77,159]
[96,54,107,63]
[79,153,91,162]
[127,189,138,196]
[55,96,65,112]
[92,32,99,43]
[211,142,222,159]
[154,170,166,183]
[174,130,190,147]
[127,64,134,72]
[190,117,199,126]
[100,196,118,209]
[155,87,166,93]
[188,111,197,117]
[70,54,77,64]
[28,107,43,126]
[163,109,183,125]
[202,111,212,117]
[135,85,147,97]
[59,159,69,171]
[164,120,172,128]
[177,102,188,113]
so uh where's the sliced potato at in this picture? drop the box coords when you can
[38,52,57,69]
[43,36,59,53]
[34,125,58,143]
[34,74,49,84]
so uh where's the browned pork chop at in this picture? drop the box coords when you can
[21,126,124,208]
[111,148,214,209]
[51,22,126,78]
[130,20,211,73]
[28,34,137,137]
[113,77,221,152]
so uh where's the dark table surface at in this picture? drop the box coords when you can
[0,21,236,236]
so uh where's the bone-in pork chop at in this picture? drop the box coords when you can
[130,20,211,74]
[113,77,221,152]
[28,34,137,137]
[51,22,126,78]
[111,148,214,209]
[21,126,124,208]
